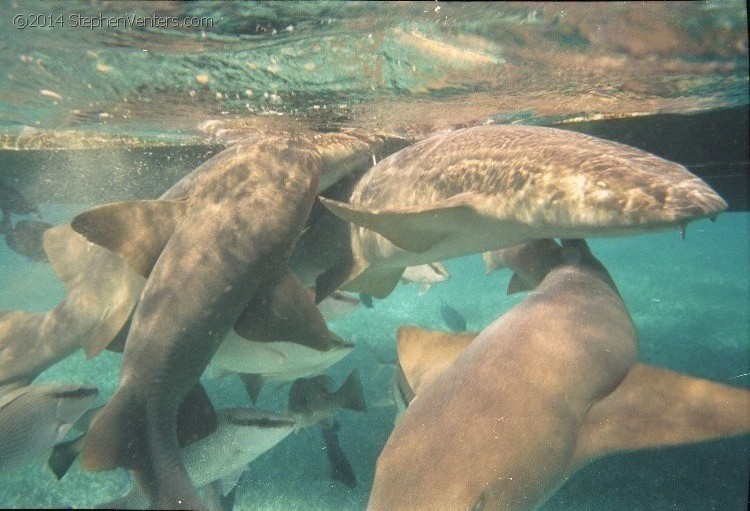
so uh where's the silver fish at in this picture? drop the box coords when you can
[0,383,97,474]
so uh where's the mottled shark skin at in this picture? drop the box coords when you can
[0,128,404,391]
[321,125,728,298]
[369,240,750,511]
[0,383,98,474]
[76,135,323,510]
[71,129,405,510]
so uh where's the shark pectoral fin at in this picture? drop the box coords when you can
[319,195,472,254]
[239,373,266,404]
[340,265,405,299]
[235,270,343,351]
[321,195,487,254]
[100,311,132,355]
[176,383,218,448]
[42,224,92,286]
[71,199,188,278]
[396,326,477,396]
[82,295,137,359]
[574,363,750,468]
[81,387,145,472]
[507,273,533,295]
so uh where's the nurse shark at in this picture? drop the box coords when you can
[70,130,401,510]
[369,239,750,511]
[321,125,728,298]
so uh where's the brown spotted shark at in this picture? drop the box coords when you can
[321,125,728,298]
[369,239,750,511]
[70,130,401,510]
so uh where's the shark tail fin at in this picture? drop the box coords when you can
[80,386,145,472]
[239,373,266,404]
[335,370,368,413]
[48,433,86,480]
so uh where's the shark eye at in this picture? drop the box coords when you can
[471,493,486,511]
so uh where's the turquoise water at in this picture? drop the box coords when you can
[0,208,747,509]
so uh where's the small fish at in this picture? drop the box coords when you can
[400,262,450,295]
[0,383,98,474]
[316,290,361,322]
[4,219,53,262]
[440,301,467,332]
[0,182,39,235]
[287,370,367,430]
[97,407,297,509]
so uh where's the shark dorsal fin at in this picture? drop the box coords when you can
[396,326,477,396]
[72,199,188,278]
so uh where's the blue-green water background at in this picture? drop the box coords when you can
[0,1,748,509]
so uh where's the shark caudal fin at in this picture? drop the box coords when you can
[573,363,750,468]
[48,434,86,480]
